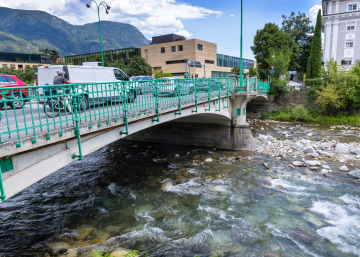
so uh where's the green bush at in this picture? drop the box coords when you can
[290,105,310,121]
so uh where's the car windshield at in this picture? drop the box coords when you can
[130,77,142,81]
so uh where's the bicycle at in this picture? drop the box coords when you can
[43,86,88,118]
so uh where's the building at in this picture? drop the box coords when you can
[141,34,254,78]
[63,48,141,65]
[0,52,44,69]
[322,0,360,68]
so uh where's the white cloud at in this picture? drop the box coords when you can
[309,5,322,20]
[0,0,222,37]
[230,14,235,17]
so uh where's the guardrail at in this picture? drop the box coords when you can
[0,77,270,150]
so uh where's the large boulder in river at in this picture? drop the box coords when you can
[348,169,360,178]
[110,248,131,257]
[335,143,349,153]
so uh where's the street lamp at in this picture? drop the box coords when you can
[240,0,243,87]
[86,1,111,67]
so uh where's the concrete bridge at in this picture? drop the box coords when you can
[0,77,270,200]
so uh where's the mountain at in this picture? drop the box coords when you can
[0,31,39,53]
[0,7,149,56]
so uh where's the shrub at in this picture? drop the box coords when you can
[290,105,310,121]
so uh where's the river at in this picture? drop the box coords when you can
[0,120,359,257]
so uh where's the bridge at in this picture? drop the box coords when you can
[0,77,270,201]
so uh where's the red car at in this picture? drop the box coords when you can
[0,74,29,109]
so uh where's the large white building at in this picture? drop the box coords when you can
[322,0,360,67]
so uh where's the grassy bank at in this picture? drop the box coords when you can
[262,105,360,126]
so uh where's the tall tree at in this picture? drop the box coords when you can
[251,23,298,80]
[306,10,322,79]
[248,64,259,78]
[127,56,153,77]
[282,12,314,74]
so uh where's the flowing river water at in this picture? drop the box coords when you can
[0,121,359,257]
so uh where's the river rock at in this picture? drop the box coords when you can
[211,185,223,192]
[303,146,315,154]
[288,164,295,169]
[305,160,321,166]
[75,225,95,240]
[310,166,318,170]
[259,135,268,142]
[321,169,329,175]
[335,143,349,153]
[292,161,302,167]
[307,133,313,136]
[350,148,360,155]
[293,228,315,243]
[46,242,72,253]
[348,169,360,179]
[263,163,270,169]
[204,158,213,163]
[322,165,330,170]
[110,248,131,257]
[311,152,320,158]
[339,166,349,172]
[161,181,173,191]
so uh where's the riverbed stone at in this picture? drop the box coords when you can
[321,169,329,175]
[46,242,72,253]
[75,225,95,240]
[322,165,330,170]
[293,228,315,243]
[110,248,131,257]
[335,143,349,153]
[292,161,302,167]
[204,158,213,163]
[305,160,321,166]
[303,146,315,154]
[160,181,173,191]
[310,166,318,170]
[348,169,360,178]
[339,166,349,172]
[259,135,268,142]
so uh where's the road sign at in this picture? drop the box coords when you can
[271,66,274,69]
[270,69,275,74]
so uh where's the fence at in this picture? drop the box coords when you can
[0,77,270,151]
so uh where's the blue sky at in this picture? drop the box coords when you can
[1,0,322,60]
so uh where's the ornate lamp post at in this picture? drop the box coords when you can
[86,1,111,67]
[240,0,243,87]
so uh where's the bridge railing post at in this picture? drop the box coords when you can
[152,80,160,122]
[255,76,258,92]
[246,76,250,96]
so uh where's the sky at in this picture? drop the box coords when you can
[0,0,322,60]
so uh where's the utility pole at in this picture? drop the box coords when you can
[240,0,243,87]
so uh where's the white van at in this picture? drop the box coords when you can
[35,65,135,104]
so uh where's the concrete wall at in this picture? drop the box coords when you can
[247,91,308,117]
[125,122,232,150]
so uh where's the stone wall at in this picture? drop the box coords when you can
[124,122,255,151]
[247,91,308,118]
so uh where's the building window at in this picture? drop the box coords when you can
[347,26,355,30]
[178,45,183,51]
[172,73,185,76]
[10,64,15,68]
[348,4,357,11]
[197,44,203,51]
[347,21,356,30]
[166,60,187,64]
[346,41,354,48]
[161,47,165,53]
[171,46,176,52]
[205,60,214,64]
[18,65,23,69]
[345,60,352,65]
[2,64,7,68]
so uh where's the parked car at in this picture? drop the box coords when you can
[36,64,135,105]
[196,79,225,92]
[0,74,29,109]
[156,77,194,96]
[130,76,155,94]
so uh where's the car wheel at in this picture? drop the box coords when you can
[8,94,24,109]
[173,88,179,97]
[189,87,194,95]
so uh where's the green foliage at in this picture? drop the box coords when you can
[39,49,60,63]
[127,56,153,77]
[0,31,39,53]
[306,10,322,79]
[251,23,298,80]
[0,7,149,55]
[154,70,172,79]
[0,66,38,84]
[231,66,240,76]
[268,48,291,97]
[248,64,259,77]
[282,12,314,74]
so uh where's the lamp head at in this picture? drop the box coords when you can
[86,3,90,8]
[107,5,111,10]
